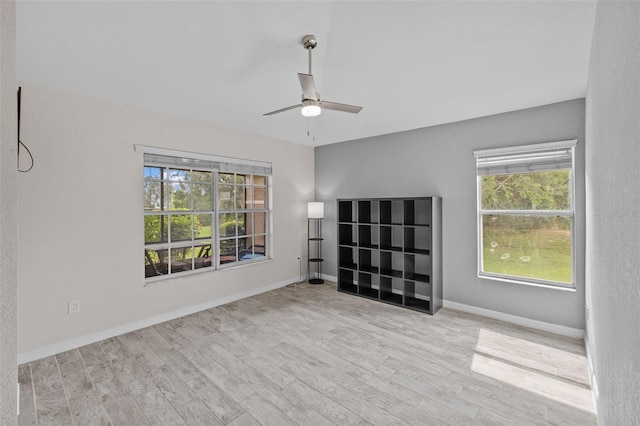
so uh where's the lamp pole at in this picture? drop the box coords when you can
[307,202,324,284]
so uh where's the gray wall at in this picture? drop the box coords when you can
[0,0,17,424]
[315,99,586,329]
[586,1,640,423]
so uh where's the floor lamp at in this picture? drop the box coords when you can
[308,202,324,284]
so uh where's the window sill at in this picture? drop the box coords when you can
[144,258,272,287]
[478,273,576,292]
[218,257,272,271]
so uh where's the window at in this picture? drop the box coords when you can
[138,145,271,280]
[474,140,576,289]
[144,166,214,278]
[218,173,268,265]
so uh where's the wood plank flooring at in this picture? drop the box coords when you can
[18,282,596,425]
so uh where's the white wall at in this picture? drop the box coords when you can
[585,1,640,423]
[0,1,18,423]
[17,84,314,358]
[315,99,586,331]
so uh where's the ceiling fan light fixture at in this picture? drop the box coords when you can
[301,99,321,117]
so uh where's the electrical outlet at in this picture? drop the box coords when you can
[68,300,80,315]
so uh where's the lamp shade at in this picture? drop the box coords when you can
[308,202,324,219]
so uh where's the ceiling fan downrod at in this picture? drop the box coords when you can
[303,34,317,76]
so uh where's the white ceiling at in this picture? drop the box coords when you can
[16,1,597,147]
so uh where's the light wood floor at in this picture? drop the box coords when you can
[18,282,596,425]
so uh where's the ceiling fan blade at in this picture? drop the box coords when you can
[298,73,318,100]
[320,101,363,114]
[263,104,302,116]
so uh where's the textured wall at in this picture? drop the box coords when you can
[585,1,640,423]
[315,99,586,330]
[0,1,18,424]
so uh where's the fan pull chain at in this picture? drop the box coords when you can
[307,120,315,142]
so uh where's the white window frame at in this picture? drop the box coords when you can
[474,140,577,290]
[143,164,215,278]
[217,171,270,269]
[136,145,272,282]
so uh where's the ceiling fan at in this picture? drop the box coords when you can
[263,35,363,118]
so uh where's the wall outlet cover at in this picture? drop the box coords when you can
[68,300,80,315]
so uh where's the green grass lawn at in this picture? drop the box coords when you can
[482,227,572,283]
[197,225,212,239]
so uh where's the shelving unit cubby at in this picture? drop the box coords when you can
[337,197,442,315]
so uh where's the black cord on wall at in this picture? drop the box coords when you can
[17,87,34,173]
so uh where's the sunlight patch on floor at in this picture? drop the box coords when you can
[472,329,595,414]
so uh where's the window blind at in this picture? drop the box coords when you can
[135,145,272,176]
[474,140,576,176]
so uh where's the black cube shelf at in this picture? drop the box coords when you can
[337,197,442,315]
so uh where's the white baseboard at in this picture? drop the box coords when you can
[443,300,585,339]
[18,277,297,365]
[322,274,337,283]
